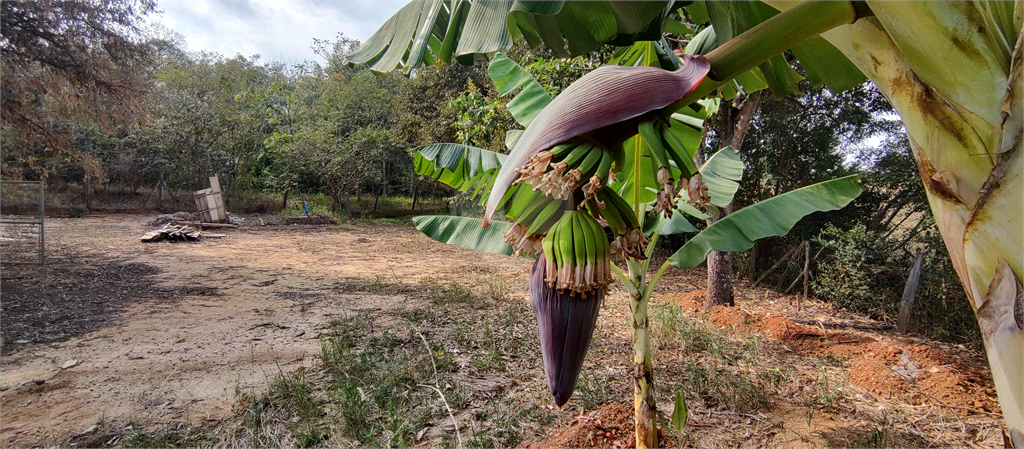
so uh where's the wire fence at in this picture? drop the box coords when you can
[1,181,45,265]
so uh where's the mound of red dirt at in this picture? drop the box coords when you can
[518,403,675,449]
[658,291,1001,418]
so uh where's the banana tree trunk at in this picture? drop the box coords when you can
[761,2,1024,443]
[624,257,659,448]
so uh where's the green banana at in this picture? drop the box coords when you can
[658,121,698,178]
[526,200,564,236]
[556,212,575,290]
[574,146,605,179]
[560,142,596,168]
[638,120,670,169]
[513,193,552,225]
[611,144,625,175]
[593,150,613,182]
[546,219,560,283]
[550,142,581,159]
[586,212,609,284]
[542,223,556,259]
[572,212,587,287]
[601,187,640,229]
[581,212,597,285]
[595,189,627,236]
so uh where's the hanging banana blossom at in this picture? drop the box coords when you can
[530,254,604,407]
[491,55,711,406]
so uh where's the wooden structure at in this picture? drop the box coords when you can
[193,175,227,223]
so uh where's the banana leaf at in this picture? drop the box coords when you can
[413,215,514,255]
[667,175,862,268]
[658,209,700,235]
[609,38,682,69]
[488,52,552,127]
[685,0,864,95]
[349,0,669,73]
[700,146,742,208]
[413,143,505,204]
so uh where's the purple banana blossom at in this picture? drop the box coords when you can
[530,253,604,407]
[483,55,711,226]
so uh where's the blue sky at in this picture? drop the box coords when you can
[153,0,408,65]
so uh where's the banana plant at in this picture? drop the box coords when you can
[353,0,1022,445]
[408,51,859,447]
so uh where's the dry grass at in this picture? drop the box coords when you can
[43,223,1003,449]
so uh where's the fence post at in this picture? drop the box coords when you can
[897,250,927,333]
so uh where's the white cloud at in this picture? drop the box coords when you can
[153,0,407,65]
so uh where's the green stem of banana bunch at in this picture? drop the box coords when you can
[611,263,640,297]
[642,232,660,275]
[665,0,866,114]
[643,261,671,301]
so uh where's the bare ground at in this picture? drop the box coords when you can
[0,213,1007,448]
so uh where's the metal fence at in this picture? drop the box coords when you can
[1,181,45,265]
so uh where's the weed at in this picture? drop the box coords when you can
[118,421,214,448]
[474,320,507,371]
[680,361,773,412]
[668,318,779,413]
[427,282,474,305]
[677,318,760,364]
[854,415,892,448]
[577,371,611,410]
[654,303,684,341]
[480,274,511,301]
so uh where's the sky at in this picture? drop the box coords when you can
[153,0,408,66]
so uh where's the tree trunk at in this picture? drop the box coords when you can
[411,178,419,211]
[373,186,382,213]
[157,173,164,212]
[343,191,354,219]
[703,92,763,310]
[705,224,735,309]
[748,239,761,281]
[282,188,290,211]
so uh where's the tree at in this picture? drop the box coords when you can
[350,1,1023,446]
[697,91,763,309]
[1,0,156,166]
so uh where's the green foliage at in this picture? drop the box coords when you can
[446,80,516,152]
[812,223,979,345]
[671,317,779,413]
[813,224,906,319]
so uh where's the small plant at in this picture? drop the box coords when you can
[576,371,611,410]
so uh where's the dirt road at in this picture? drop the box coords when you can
[1,214,531,447]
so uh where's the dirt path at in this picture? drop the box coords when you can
[0,214,531,447]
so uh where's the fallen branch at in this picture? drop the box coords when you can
[753,243,801,287]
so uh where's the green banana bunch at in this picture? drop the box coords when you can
[589,186,648,260]
[503,194,566,256]
[638,118,699,215]
[541,210,612,295]
[513,141,617,201]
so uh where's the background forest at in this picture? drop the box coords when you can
[1,0,976,347]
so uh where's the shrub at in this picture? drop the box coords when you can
[813,224,979,346]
